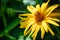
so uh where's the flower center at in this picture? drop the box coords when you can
[34,12,44,23]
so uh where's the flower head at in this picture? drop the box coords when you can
[19,0,60,40]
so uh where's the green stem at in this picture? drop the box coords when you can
[14,10,28,13]
[0,18,20,37]
[1,1,7,27]
[2,14,7,27]
[4,33,16,40]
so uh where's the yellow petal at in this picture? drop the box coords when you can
[24,20,35,35]
[41,0,50,13]
[27,6,33,13]
[41,25,45,39]
[20,20,28,25]
[42,20,48,32]
[45,17,60,22]
[48,13,60,20]
[45,4,59,17]
[30,6,35,9]
[20,25,26,28]
[19,14,32,16]
[36,4,40,12]
[48,13,60,17]
[32,25,40,40]
[19,16,28,20]
[46,20,59,26]
[24,27,32,36]
[48,26,54,36]
[27,6,36,13]
[45,4,58,15]
[20,20,28,28]
[28,23,36,37]
[20,22,27,28]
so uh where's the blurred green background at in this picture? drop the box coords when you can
[0,0,60,40]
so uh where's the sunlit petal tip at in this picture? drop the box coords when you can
[48,27,54,36]
[36,4,41,12]
[27,5,36,13]
[20,25,26,28]
[41,0,50,13]
[30,5,35,9]
[27,6,30,10]
[27,6,33,13]
[20,26,23,28]
[24,30,28,35]
[24,32,26,36]
[55,4,60,6]
[18,15,20,18]
[41,26,45,39]
[20,26,22,28]
[27,6,30,9]
[46,20,59,26]
[46,17,60,22]
[36,4,40,8]
[47,0,50,3]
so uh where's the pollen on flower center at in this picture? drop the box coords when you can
[34,12,44,23]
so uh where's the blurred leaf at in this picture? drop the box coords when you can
[2,0,9,4]
[4,33,16,40]
[9,26,24,38]
[1,0,7,27]
[6,0,25,10]
[35,0,38,3]
[1,13,7,27]
[0,18,20,37]
[0,12,1,16]
[7,8,15,17]
[5,18,20,33]
[17,0,21,1]
[14,10,28,13]
[7,8,28,16]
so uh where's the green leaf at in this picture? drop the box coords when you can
[0,18,20,37]
[7,8,15,17]
[5,18,20,33]
[2,0,9,4]
[14,10,28,13]
[4,33,16,40]
[1,0,7,27]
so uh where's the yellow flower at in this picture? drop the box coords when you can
[19,0,60,40]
